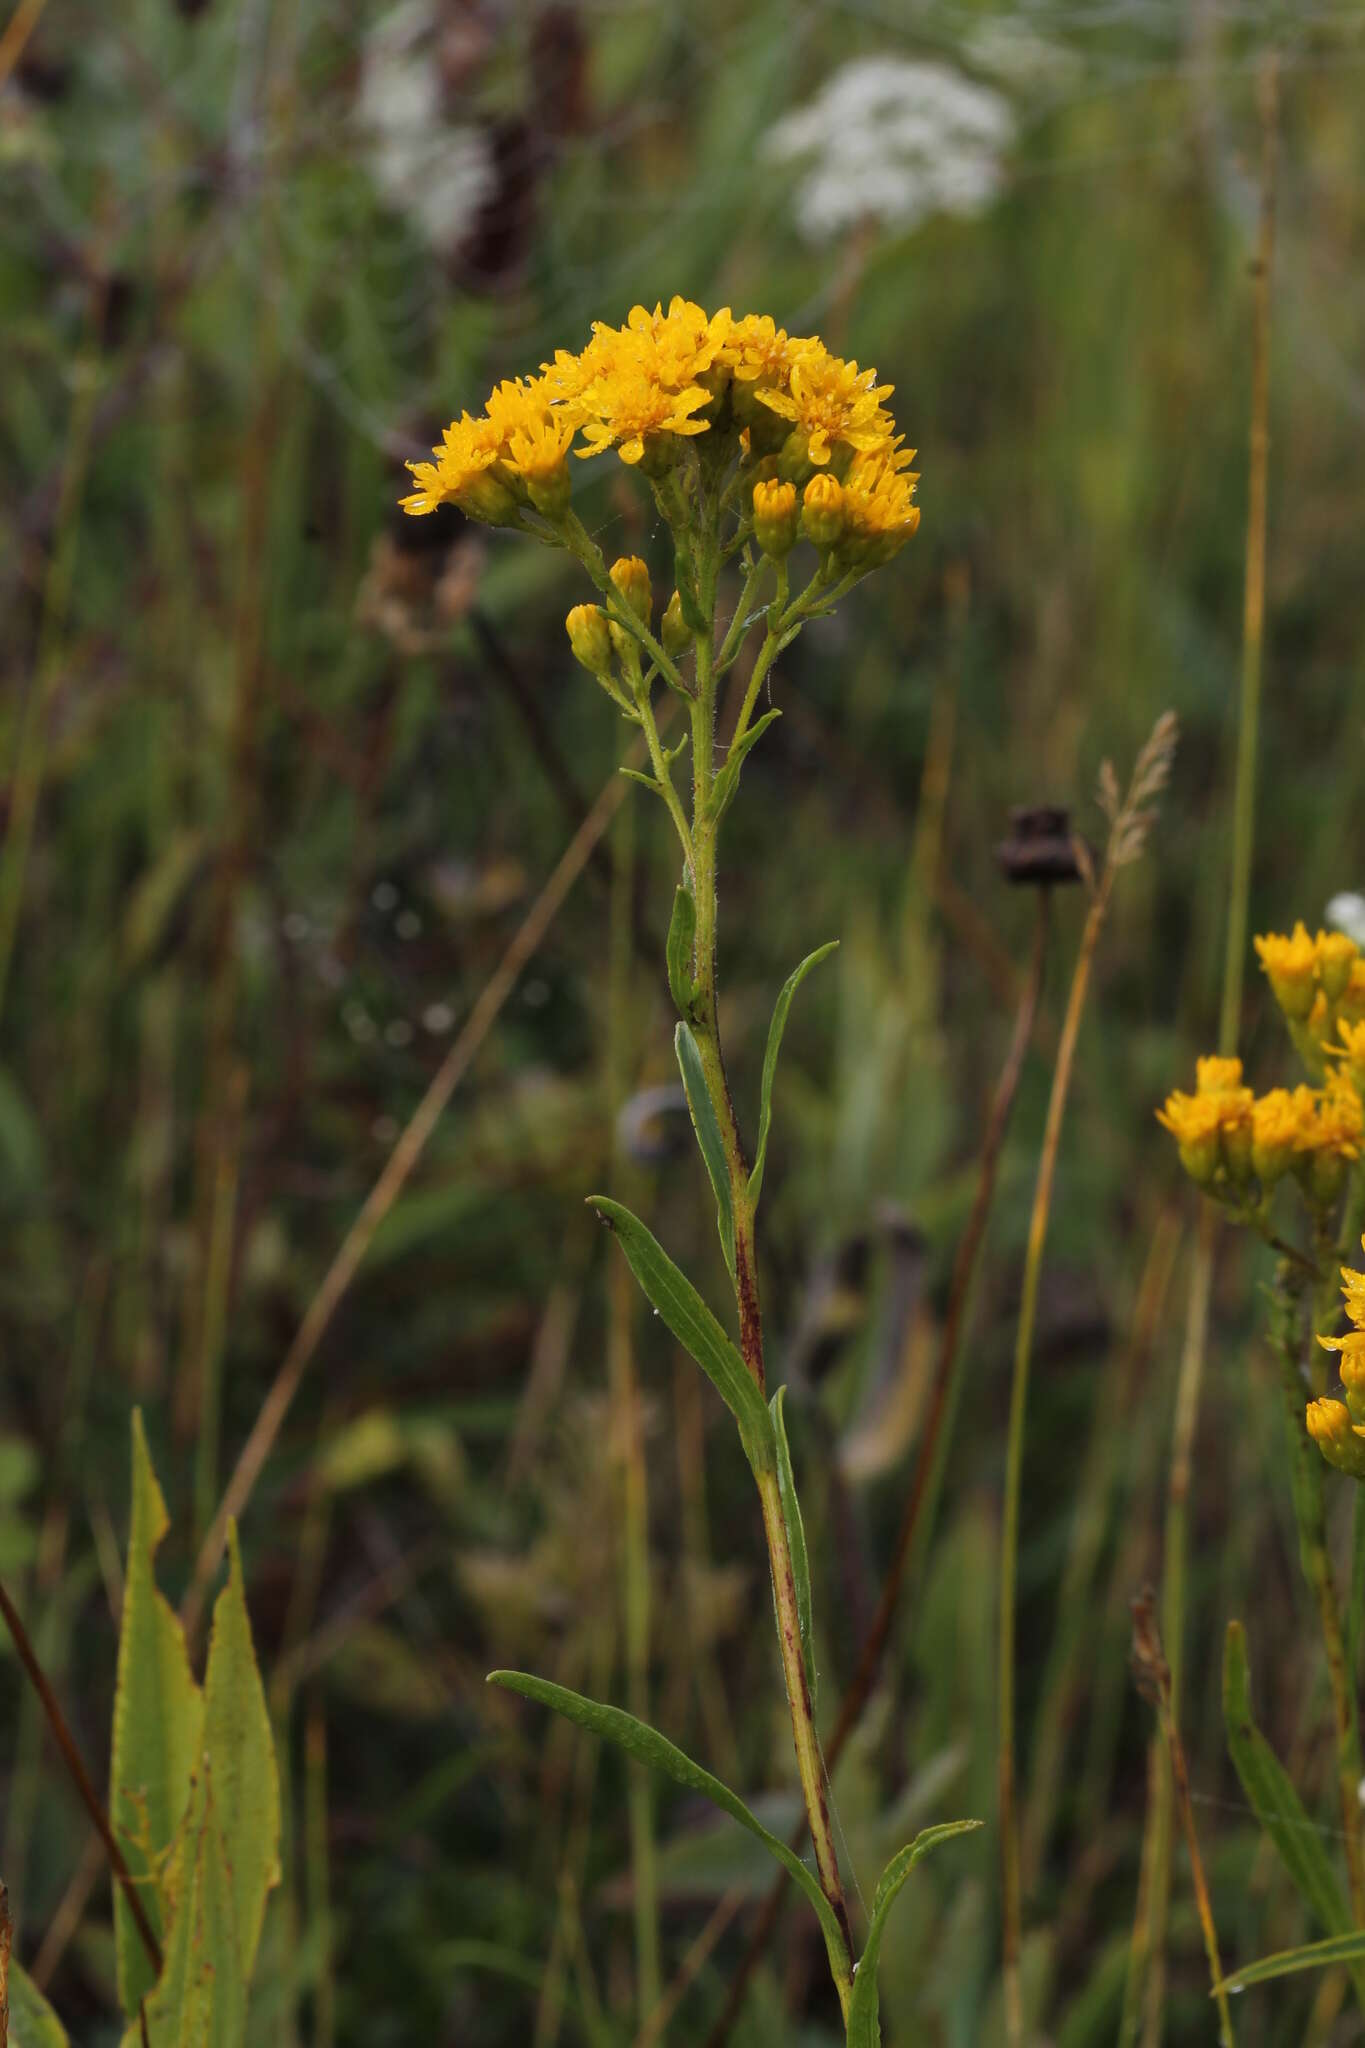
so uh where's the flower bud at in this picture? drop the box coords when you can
[752,479,798,559]
[1306,1397,1365,1479]
[777,429,814,487]
[1321,932,1359,1003]
[661,591,689,658]
[610,556,653,625]
[525,463,571,520]
[454,469,521,527]
[566,604,613,678]
[801,474,845,548]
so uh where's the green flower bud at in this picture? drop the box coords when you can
[610,556,653,624]
[661,591,689,658]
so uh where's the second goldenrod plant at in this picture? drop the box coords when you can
[403,297,978,2034]
[1159,922,1365,1988]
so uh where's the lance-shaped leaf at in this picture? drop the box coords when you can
[772,1386,815,1705]
[587,1197,773,1471]
[1223,1622,1354,1946]
[9,1959,70,2048]
[709,709,782,823]
[201,1524,282,1979]
[140,1763,246,2048]
[845,1822,983,2047]
[675,1022,735,1278]
[749,942,838,1207]
[111,1412,204,2017]
[665,873,698,1018]
[488,1670,849,1988]
[1214,1929,1365,1998]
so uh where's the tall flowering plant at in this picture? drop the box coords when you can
[404,298,977,2034]
[1159,923,1365,1993]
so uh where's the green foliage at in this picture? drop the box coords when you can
[8,1959,69,2048]
[845,1823,983,2047]
[666,872,699,1017]
[749,942,839,1207]
[487,1668,851,1992]
[111,1416,280,2043]
[586,1196,773,1470]
[1214,1929,1365,1996]
[771,1386,816,1704]
[1221,1621,1353,1943]
[675,1021,736,1277]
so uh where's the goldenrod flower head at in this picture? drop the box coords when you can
[1305,1397,1365,1480]
[1340,960,1365,1026]
[1251,1086,1315,1184]
[801,472,845,547]
[1256,922,1324,1021]
[722,313,817,386]
[1196,1056,1245,1095]
[1331,1019,1365,1088]
[609,555,653,624]
[1320,931,1360,1001]
[401,411,512,520]
[752,478,799,558]
[1156,1089,1224,1186]
[566,603,613,678]
[1317,1240,1365,1421]
[1305,1069,1364,1160]
[755,344,896,466]
[838,448,922,564]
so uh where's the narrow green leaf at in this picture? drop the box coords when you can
[111,1412,205,2018]
[675,1022,735,1278]
[665,874,698,1017]
[749,942,839,1207]
[1223,1621,1355,1945]
[9,1959,70,2048]
[142,1764,246,2048]
[771,1387,815,1706]
[619,767,664,796]
[586,1196,772,1470]
[1215,1928,1365,1996]
[201,1523,282,1979]
[710,708,782,822]
[488,1669,849,1988]
[845,1822,983,2047]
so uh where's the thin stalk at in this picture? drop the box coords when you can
[606,795,661,2022]
[0,1577,162,1981]
[1130,1592,1236,2048]
[1145,56,1278,2032]
[304,1699,335,2048]
[999,876,1113,2045]
[697,891,1050,2048]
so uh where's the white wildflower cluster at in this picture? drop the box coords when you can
[356,0,495,253]
[761,56,1015,244]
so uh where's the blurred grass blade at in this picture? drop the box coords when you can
[488,1669,849,1988]
[9,1957,69,2047]
[845,1821,983,2046]
[675,1022,736,1278]
[587,1196,772,1469]
[1223,1621,1354,1942]
[1214,1929,1365,1997]
[111,1413,204,2018]
[749,942,838,1207]
[201,1524,282,1979]
[771,1386,815,1704]
[666,873,698,1017]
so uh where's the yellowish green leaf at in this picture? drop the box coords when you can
[201,1523,282,1979]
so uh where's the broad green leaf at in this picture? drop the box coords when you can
[9,1959,70,2047]
[488,1669,849,1988]
[845,1822,983,2047]
[710,708,782,822]
[749,942,838,1207]
[665,873,698,1017]
[675,1022,736,1278]
[142,1764,246,2048]
[771,1387,815,1705]
[1214,1929,1365,1996]
[586,1196,773,1471]
[1223,1622,1354,1945]
[111,1412,204,2017]
[201,1523,282,1978]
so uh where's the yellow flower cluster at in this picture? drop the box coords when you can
[1309,1237,1365,1479]
[1157,1055,1363,1202]
[400,298,919,561]
[1256,922,1365,1045]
